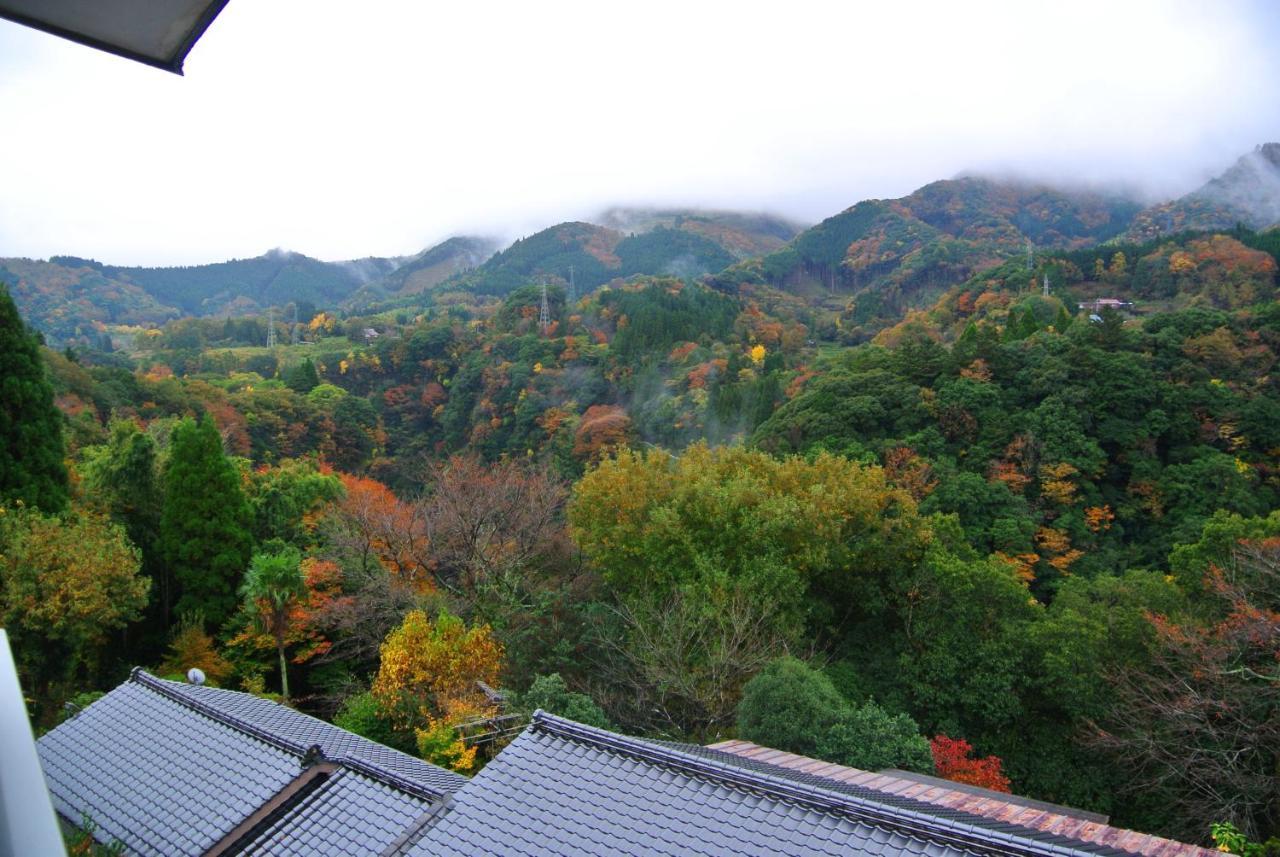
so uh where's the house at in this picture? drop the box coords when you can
[1078,298,1134,313]
[38,669,1219,856]
[37,668,465,855]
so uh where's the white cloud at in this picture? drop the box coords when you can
[0,0,1277,264]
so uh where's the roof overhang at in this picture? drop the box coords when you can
[0,0,229,75]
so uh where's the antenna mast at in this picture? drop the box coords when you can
[539,282,551,334]
[266,307,276,348]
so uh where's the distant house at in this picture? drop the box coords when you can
[1078,298,1134,312]
[37,670,1219,856]
[361,327,381,341]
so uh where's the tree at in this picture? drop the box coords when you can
[157,613,233,686]
[240,547,306,699]
[737,657,845,757]
[516,673,610,729]
[930,735,1011,792]
[284,357,321,394]
[370,609,503,772]
[0,284,67,512]
[245,458,342,548]
[816,701,933,773]
[419,455,569,610]
[79,420,164,646]
[325,473,430,585]
[159,416,254,628]
[1091,542,1280,840]
[737,657,932,772]
[0,505,148,719]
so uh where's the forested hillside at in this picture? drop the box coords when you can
[1126,143,1280,241]
[710,177,1143,339]
[6,151,1280,849]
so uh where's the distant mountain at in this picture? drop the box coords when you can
[106,249,404,316]
[0,256,180,344]
[446,221,728,298]
[710,176,1142,336]
[0,249,409,343]
[1126,143,1280,241]
[593,207,805,259]
[376,236,499,295]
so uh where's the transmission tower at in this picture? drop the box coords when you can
[567,265,576,305]
[290,304,300,345]
[538,282,551,334]
[1042,274,1051,297]
[266,307,276,348]
[1026,238,1034,271]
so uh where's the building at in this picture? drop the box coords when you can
[1077,298,1134,313]
[36,669,1220,857]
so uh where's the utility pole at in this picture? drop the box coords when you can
[539,282,551,334]
[266,306,276,348]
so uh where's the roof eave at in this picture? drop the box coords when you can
[0,0,229,75]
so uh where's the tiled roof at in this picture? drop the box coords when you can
[36,669,462,856]
[403,711,1126,857]
[705,740,1219,857]
[149,673,466,795]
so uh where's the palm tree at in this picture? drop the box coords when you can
[240,547,306,700]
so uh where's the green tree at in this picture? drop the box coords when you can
[240,546,305,699]
[816,700,933,773]
[737,656,931,772]
[0,284,67,512]
[284,357,322,394]
[0,505,148,719]
[517,673,611,729]
[736,657,846,757]
[159,416,253,628]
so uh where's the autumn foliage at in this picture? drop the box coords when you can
[929,735,1011,793]
[370,609,503,772]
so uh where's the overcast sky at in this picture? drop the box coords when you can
[1,0,1278,266]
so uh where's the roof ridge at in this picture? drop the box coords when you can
[129,668,449,801]
[528,712,1114,857]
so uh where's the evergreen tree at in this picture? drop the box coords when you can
[0,284,68,512]
[159,416,253,629]
[284,357,321,394]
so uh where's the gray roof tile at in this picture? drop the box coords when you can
[147,675,467,796]
[38,681,300,856]
[37,669,462,856]
[405,712,1109,857]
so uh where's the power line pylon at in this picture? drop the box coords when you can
[539,282,551,334]
[266,307,276,348]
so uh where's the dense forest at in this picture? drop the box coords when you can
[5,162,1280,849]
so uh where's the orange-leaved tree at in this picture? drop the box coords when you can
[930,735,1011,792]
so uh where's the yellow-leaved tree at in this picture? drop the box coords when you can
[370,609,503,772]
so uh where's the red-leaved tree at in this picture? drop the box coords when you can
[930,735,1012,793]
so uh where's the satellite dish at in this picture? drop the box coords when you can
[187,668,206,685]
